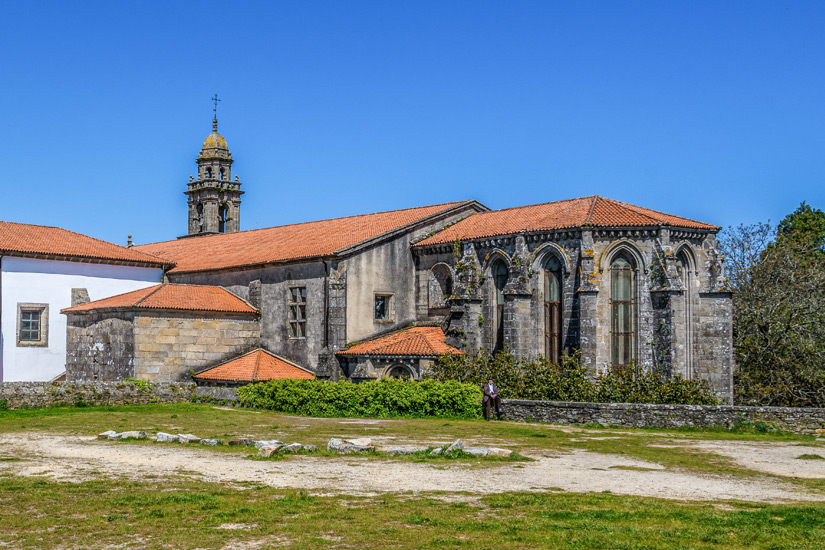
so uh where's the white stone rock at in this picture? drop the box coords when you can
[258,445,283,457]
[177,433,200,443]
[429,447,443,456]
[200,438,220,446]
[328,438,373,454]
[445,439,464,453]
[254,439,285,449]
[119,431,148,440]
[98,430,117,440]
[156,432,177,443]
[107,432,123,440]
[464,447,489,457]
[344,438,373,447]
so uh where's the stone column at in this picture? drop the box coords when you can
[502,235,534,359]
[318,264,347,380]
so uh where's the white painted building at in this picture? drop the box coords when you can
[0,221,171,381]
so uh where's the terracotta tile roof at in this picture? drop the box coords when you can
[413,196,718,246]
[0,220,172,267]
[61,283,257,314]
[134,201,473,274]
[193,349,314,383]
[336,326,462,357]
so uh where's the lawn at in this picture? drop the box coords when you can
[0,403,823,548]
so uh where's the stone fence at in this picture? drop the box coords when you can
[502,399,825,435]
[2,382,823,435]
[0,382,238,410]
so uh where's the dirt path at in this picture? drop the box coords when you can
[1,434,822,503]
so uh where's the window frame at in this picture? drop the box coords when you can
[287,286,307,339]
[609,254,636,367]
[374,292,394,323]
[16,303,49,348]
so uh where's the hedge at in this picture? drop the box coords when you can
[235,378,482,419]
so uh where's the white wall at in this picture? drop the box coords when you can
[0,256,162,382]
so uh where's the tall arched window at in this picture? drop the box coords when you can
[675,250,693,377]
[219,169,224,181]
[218,204,228,233]
[206,167,212,179]
[492,260,508,352]
[610,254,635,367]
[544,256,563,363]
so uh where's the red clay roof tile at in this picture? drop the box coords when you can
[61,283,257,314]
[0,220,172,266]
[413,196,717,246]
[134,201,471,274]
[193,349,314,382]
[336,326,462,357]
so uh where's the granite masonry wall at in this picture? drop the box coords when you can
[0,382,238,409]
[502,399,825,435]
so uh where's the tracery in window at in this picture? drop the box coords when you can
[610,254,635,367]
[544,255,563,363]
[288,287,307,338]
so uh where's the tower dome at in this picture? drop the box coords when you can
[198,117,232,160]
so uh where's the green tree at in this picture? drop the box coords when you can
[719,202,825,407]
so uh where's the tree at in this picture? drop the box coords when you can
[719,203,825,407]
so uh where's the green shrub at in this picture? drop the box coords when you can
[427,349,719,405]
[0,399,7,411]
[236,379,482,419]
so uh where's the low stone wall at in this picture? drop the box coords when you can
[0,382,239,410]
[502,399,825,435]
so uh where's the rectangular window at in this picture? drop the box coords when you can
[17,303,49,347]
[288,287,307,339]
[374,293,393,321]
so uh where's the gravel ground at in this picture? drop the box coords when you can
[1,433,822,503]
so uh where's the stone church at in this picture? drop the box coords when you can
[63,113,734,402]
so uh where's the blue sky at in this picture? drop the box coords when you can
[1,1,823,245]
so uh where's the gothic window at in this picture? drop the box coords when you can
[492,260,508,352]
[288,287,307,339]
[544,255,563,363]
[610,254,635,367]
[374,293,393,321]
[206,167,212,179]
[676,250,693,377]
[218,204,228,233]
[219,169,224,181]
[17,303,48,347]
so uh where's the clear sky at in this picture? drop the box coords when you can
[1,1,823,246]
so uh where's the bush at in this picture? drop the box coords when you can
[235,379,482,419]
[427,349,719,405]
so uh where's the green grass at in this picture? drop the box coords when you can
[796,454,825,460]
[0,476,822,549]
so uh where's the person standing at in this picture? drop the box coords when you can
[482,378,503,420]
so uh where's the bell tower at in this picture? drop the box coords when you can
[185,95,244,235]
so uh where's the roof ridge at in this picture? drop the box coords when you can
[470,195,597,217]
[131,284,167,307]
[137,200,471,247]
[585,195,599,225]
[252,350,262,381]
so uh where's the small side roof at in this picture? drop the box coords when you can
[413,195,718,247]
[0,220,172,267]
[337,326,462,358]
[133,200,484,274]
[61,283,257,314]
[193,349,314,383]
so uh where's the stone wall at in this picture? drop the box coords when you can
[0,381,238,409]
[66,311,260,383]
[502,399,825,435]
[133,313,260,382]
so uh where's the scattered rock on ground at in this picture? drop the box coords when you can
[156,432,177,443]
[258,445,284,457]
[200,439,220,446]
[254,440,285,449]
[445,439,464,453]
[464,447,489,457]
[228,439,254,447]
[98,430,117,440]
[177,434,200,444]
[328,438,374,454]
[383,447,429,456]
[429,448,443,456]
[486,447,512,458]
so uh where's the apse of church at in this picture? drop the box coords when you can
[185,97,244,236]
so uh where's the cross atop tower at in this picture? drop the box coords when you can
[211,94,221,131]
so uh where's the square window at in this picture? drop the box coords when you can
[17,303,49,347]
[288,287,307,339]
[374,293,393,322]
